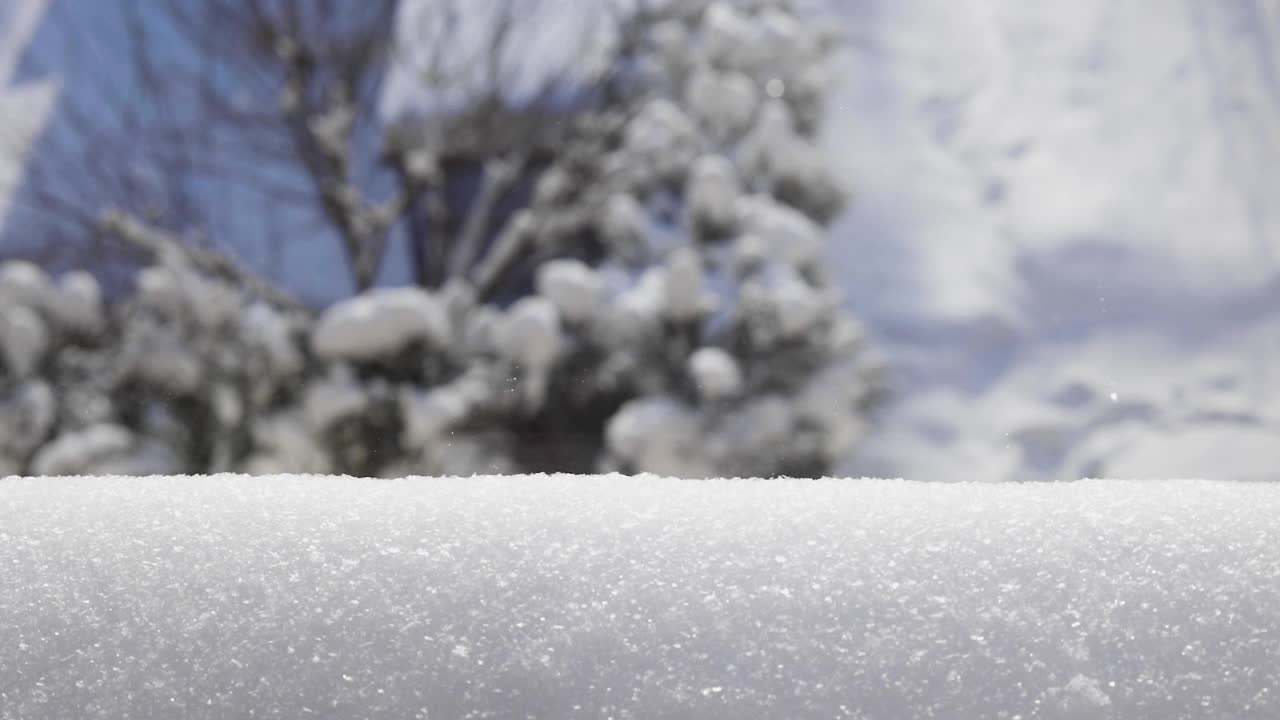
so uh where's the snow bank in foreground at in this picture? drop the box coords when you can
[380,0,619,120]
[2,475,1277,719]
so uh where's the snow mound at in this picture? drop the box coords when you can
[1,475,1276,719]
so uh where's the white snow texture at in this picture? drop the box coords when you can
[1,474,1277,719]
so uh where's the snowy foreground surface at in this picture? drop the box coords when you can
[2,475,1277,719]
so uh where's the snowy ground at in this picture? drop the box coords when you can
[824,0,1280,481]
[2,474,1277,719]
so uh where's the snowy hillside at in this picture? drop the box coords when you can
[2,475,1277,719]
[825,0,1280,481]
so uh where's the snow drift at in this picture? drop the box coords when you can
[1,474,1276,719]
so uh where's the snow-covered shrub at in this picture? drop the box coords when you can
[576,0,880,477]
[383,0,878,477]
[312,287,451,362]
[370,0,880,476]
[0,247,314,476]
[0,380,55,475]
[29,423,136,476]
[1,0,880,479]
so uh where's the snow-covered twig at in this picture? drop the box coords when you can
[448,153,526,278]
[97,210,310,314]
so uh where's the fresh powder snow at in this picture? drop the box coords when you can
[1,474,1276,718]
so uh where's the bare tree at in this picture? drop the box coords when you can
[5,0,402,299]
[3,0,663,305]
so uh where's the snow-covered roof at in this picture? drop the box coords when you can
[1,474,1276,718]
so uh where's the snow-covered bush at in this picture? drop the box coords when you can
[577,0,879,476]
[0,248,314,476]
[1,0,880,478]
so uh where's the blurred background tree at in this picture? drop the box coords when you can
[4,0,400,300]
[0,0,881,478]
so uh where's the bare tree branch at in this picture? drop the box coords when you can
[98,209,310,315]
[7,0,401,296]
[448,153,525,279]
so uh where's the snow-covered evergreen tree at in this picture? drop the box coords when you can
[0,0,880,478]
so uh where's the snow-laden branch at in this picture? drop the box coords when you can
[98,210,310,315]
[447,153,525,278]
